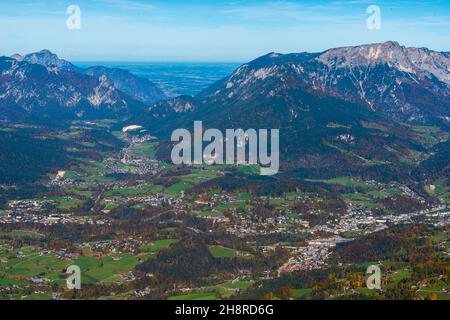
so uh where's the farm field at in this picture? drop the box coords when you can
[0,238,181,291]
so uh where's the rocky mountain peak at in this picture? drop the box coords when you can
[191,42,450,126]
[317,41,450,85]
[22,49,77,71]
[14,49,167,104]
[10,53,23,62]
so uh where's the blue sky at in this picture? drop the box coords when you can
[1,0,450,61]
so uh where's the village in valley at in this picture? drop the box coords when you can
[0,121,448,300]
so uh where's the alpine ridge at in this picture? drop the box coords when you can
[4,50,167,117]
[140,42,449,177]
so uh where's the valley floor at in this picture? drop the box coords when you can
[0,120,448,300]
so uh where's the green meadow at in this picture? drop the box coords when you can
[0,240,180,287]
[167,280,253,300]
[208,245,253,259]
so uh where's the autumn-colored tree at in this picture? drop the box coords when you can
[426,293,438,301]
[215,290,223,300]
[262,292,274,300]
[279,287,294,300]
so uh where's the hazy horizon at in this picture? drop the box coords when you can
[7,39,450,64]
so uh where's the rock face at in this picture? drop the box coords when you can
[148,42,450,128]
[146,42,450,130]
[140,42,449,175]
[192,41,449,126]
[85,66,167,104]
[13,50,166,105]
[314,42,450,123]
[10,54,23,62]
[22,50,79,72]
[149,95,199,117]
[317,41,450,85]
[0,57,141,121]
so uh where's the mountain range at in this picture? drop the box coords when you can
[0,50,166,122]
[0,42,449,180]
[140,42,449,179]
[147,41,450,127]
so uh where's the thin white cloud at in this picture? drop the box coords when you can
[1,0,449,61]
[97,0,156,11]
